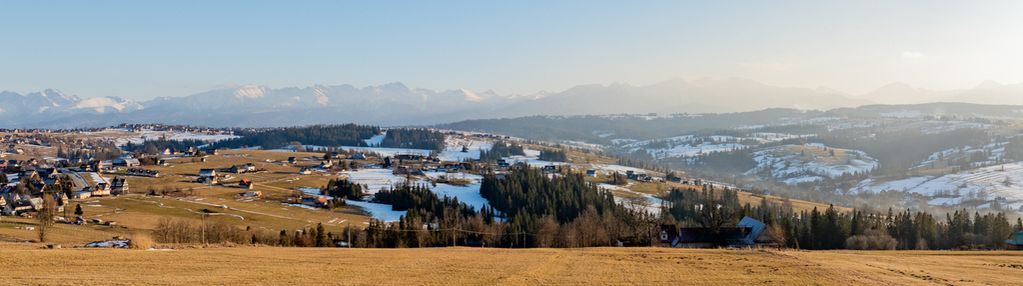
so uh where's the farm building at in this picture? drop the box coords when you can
[197,169,221,184]
[659,216,771,248]
[239,179,254,189]
[1007,231,1023,250]
[110,177,129,195]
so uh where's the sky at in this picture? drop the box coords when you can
[2,0,1022,100]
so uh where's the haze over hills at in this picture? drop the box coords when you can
[858,81,1023,105]
[2,78,1022,128]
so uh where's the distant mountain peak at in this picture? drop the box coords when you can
[232,85,267,99]
[975,80,1003,89]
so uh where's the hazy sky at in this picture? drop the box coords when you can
[2,1,1022,100]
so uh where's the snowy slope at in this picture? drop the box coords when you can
[854,162,1023,210]
[747,144,877,185]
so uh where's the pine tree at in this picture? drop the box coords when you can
[315,223,329,247]
[279,230,291,246]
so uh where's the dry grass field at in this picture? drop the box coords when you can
[0,245,1020,285]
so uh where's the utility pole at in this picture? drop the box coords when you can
[201,211,208,246]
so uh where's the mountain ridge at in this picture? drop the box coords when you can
[3,78,1022,128]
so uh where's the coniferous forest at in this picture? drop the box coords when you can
[377,128,446,151]
[479,141,525,162]
[211,124,381,149]
[538,149,568,162]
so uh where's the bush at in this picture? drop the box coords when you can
[129,232,156,250]
[845,229,897,250]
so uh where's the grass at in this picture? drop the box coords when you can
[0,245,1020,285]
[4,150,374,245]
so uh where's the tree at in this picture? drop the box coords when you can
[279,230,291,246]
[38,188,57,242]
[315,223,330,247]
[74,203,84,216]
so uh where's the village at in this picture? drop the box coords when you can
[0,125,810,249]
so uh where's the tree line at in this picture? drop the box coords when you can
[211,124,381,149]
[148,166,1021,250]
[661,185,1020,250]
[377,128,446,151]
[479,141,525,162]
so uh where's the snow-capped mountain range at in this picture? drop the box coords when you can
[2,79,1022,128]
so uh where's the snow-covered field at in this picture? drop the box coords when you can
[295,183,408,221]
[363,132,386,146]
[587,164,651,176]
[337,146,433,157]
[138,130,239,142]
[329,168,494,218]
[617,133,810,159]
[747,144,877,185]
[853,162,1023,210]
[913,142,1007,169]
[85,239,131,248]
[620,135,744,159]
[422,171,490,211]
[502,148,565,167]
[437,136,492,162]
[344,200,407,222]
[919,120,992,134]
[502,155,565,167]
[87,128,239,147]
[338,169,409,193]
[597,183,663,214]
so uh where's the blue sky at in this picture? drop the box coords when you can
[2,1,1021,100]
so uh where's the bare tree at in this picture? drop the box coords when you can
[38,188,57,242]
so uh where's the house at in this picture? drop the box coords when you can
[659,216,769,248]
[320,160,334,169]
[58,192,69,207]
[301,196,329,208]
[197,169,221,184]
[287,157,297,164]
[394,166,424,176]
[735,216,768,246]
[112,157,141,167]
[71,190,92,200]
[625,170,637,180]
[298,168,312,175]
[227,163,257,174]
[350,153,366,160]
[394,154,425,161]
[94,160,114,172]
[110,177,129,195]
[239,179,254,189]
[586,169,597,177]
[1007,231,1023,250]
[542,165,557,173]
[92,182,111,196]
[442,162,472,172]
